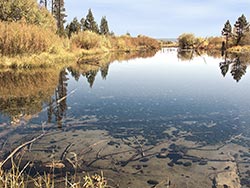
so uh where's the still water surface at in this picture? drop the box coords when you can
[1,49,250,187]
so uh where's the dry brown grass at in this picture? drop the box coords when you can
[0,21,160,68]
[71,31,160,53]
[207,37,224,50]
[0,158,108,188]
[227,45,250,53]
[0,21,61,56]
[71,31,102,50]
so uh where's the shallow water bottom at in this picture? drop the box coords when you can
[1,121,250,188]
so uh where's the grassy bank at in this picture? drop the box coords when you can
[0,22,160,69]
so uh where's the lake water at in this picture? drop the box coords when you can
[0,48,250,188]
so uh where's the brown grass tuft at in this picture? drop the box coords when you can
[0,21,61,56]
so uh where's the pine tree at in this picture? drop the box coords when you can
[80,17,85,31]
[84,9,99,33]
[100,16,109,35]
[51,0,54,13]
[67,17,81,38]
[53,0,67,36]
[234,14,249,45]
[221,20,232,49]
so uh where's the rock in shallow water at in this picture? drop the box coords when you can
[183,162,192,167]
[198,160,208,165]
[139,158,149,162]
[147,180,159,185]
[156,153,168,159]
[167,162,174,167]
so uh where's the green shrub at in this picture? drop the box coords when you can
[178,33,196,49]
[0,0,56,31]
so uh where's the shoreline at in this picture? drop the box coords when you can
[0,48,160,70]
[1,43,250,70]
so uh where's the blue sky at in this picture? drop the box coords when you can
[64,0,250,38]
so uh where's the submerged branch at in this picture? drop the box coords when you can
[0,132,45,167]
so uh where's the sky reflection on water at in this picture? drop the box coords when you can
[2,49,250,187]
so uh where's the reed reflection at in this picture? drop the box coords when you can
[0,50,157,126]
[177,49,221,61]
[0,69,59,125]
[68,50,157,87]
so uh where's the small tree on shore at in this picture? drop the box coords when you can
[178,33,196,49]
[84,9,99,33]
[100,16,109,35]
[234,14,249,45]
[80,17,85,31]
[222,20,232,49]
[66,17,81,38]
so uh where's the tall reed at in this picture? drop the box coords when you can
[0,21,61,56]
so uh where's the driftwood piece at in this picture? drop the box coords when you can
[0,132,45,167]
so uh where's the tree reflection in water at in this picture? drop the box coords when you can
[177,49,249,82]
[0,69,59,126]
[220,53,248,82]
[48,70,68,128]
[0,50,158,126]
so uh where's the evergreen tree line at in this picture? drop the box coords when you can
[39,0,67,36]
[222,14,249,48]
[7,1,109,38]
[65,9,110,38]
[39,1,110,38]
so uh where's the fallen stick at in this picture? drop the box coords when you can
[60,143,74,161]
[0,132,45,167]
